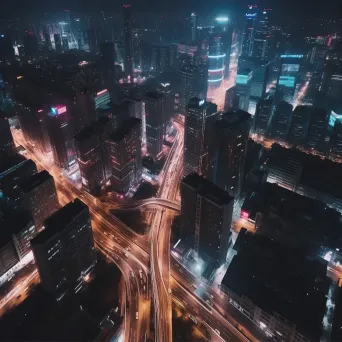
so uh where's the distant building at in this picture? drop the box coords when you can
[144,92,165,157]
[123,4,133,79]
[19,170,59,232]
[253,99,273,135]
[181,173,233,266]
[74,117,113,195]
[235,68,253,112]
[224,86,239,111]
[270,101,293,141]
[0,111,14,152]
[100,42,116,87]
[184,98,217,177]
[31,199,96,300]
[287,106,311,145]
[106,118,142,195]
[241,5,258,57]
[204,109,251,198]
[47,105,76,170]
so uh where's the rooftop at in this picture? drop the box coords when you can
[31,199,88,245]
[109,117,141,143]
[182,173,234,206]
[20,170,53,193]
[74,117,110,142]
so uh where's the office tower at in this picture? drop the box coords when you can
[46,105,76,170]
[0,33,14,62]
[0,234,19,277]
[241,5,258,57]
[252,8,272,59]
[100,41,116,87]
[178,61,208,114]
[156,82,174,134]
[19,170,59,232]
[329,121,342,159]
[235,68,253,112]
[208,36,225,88]
[184,98,217,177]
[204,110,251,197]
[74,117,113,195]
[106,118,142,195]
[277,54,303,103]
[123,4,133,79]
[306,107,329,151]
[287,106,311,145]
[190,12,197,42]
[250,61,270,102]
[23,31,38,57]
[31,199,96,300]
[54,33,63,53]
[253,99,273,135]
[0,111,14,153]
[132,29,141,69]
[62,36,69,51]
[270,101,293,141]
[144,92,165,157]
[224,86,239,111]
[43,30,52,51]
[180,173,233,266]
[0,153,37,204]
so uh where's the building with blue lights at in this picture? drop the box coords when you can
[235,68,253,112]
[241,5,258,57]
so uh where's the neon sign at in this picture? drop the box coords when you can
[96,89,108,96]
[199,100,205,106]
[215,17,229,22]
[280,54,303,58]
[51,105,67,115]
[245,13,257,17]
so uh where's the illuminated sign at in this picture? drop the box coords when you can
[208,77,224,83]
[279,76,296,88]
[329,111,342,127]
[37,109,43,113]
[96,89,108,96]
[208,53,226,58]
[215,17,229,22]
[245,13,257,17]
[280,54,304,58]
[160,83,170,87]
[199,100,205,106]
[17,76,24,80]
[51,105,67,115]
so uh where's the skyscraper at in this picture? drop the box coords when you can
[224,86,239,111]
[276,54,303,103]
[208,36,225,88]
[31,199,96,300]
[270,101,293,141]
[144,92,165,157]
[190,12,197,43]
[180,173,233,266]
[123,4,133,80]
[106,118,142,195]
[47,105,76,169]
[54,33,63,53]
[184,98,217,177]
[0,111,14,153]
[19,170,59,232]
[235,68,253,111]
[204,109,251,197]
[253,99,273,136]
[74,117,113,195]
[241,5,258,57]
[252,8,272,60]
[178,60,208,114]
[306,107,329,151]
[287,106,311,145]
[100,42,116,87]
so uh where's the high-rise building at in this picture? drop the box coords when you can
[287,106,311,145]
[0,153,37,205]
[241,5,258,57]
[144,92,165,157]
[224,86,239,111]
[106,117,142,195]
[123,4,133,80]
[235,68,253,111]
[306,107,329,151]
[100,42,116,87]
[178,60,208,114]
[270,101,293,141]
[54,33,63,53]
[253,99,273,135]
[74,117,113,195]
[249,60,270,102]
[252,8,272,59]
[180,173,233,266]
[156,82,174,134]
[204,109,251,197]
[276,54,303,103]
[208,36,225,88]
[0,111,14,153]
[0,33,14,62]
[94,88,111,109]
[190,12,197,43]
[23,31,38,57]
[31,199,96,300]
[132,29,141,69]
[62,35,69,51]
[19,170,59,232]
[46,105,76,170]
[329,121,342,159]
[184,98,217,177]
